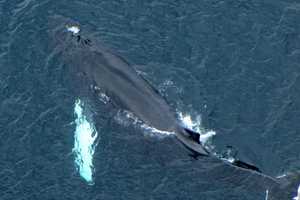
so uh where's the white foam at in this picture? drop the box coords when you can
[66,25,80,35]
[140,124,175,137]
[200,131,216,144]
[73,99,98,185]
[276,173,287,178]
[114,110,174,137]
[98,92,110,104]
[179,114,195,130]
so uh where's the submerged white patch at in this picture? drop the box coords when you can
[293,184,300,200]
[265,190,269,200]
[66,25,80,35]
[178,112,216,145]
[73,99,98,185]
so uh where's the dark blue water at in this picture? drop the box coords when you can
[1,0,300,199]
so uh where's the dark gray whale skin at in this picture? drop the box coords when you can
[51,19,209,156]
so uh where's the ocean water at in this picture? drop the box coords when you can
[0,0,300,199]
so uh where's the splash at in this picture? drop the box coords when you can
[178,112,216,147]
[73,99,98,185]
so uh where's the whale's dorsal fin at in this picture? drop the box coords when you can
[183,128,201,144]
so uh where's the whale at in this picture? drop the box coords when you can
[49,17,280,175]
[48,16,300,199]
[50,19,209,156]
[49,15,289,171]
[49,18,272,169]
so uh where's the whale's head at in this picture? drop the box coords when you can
[48,15,88,56]
[47,15,94,94]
